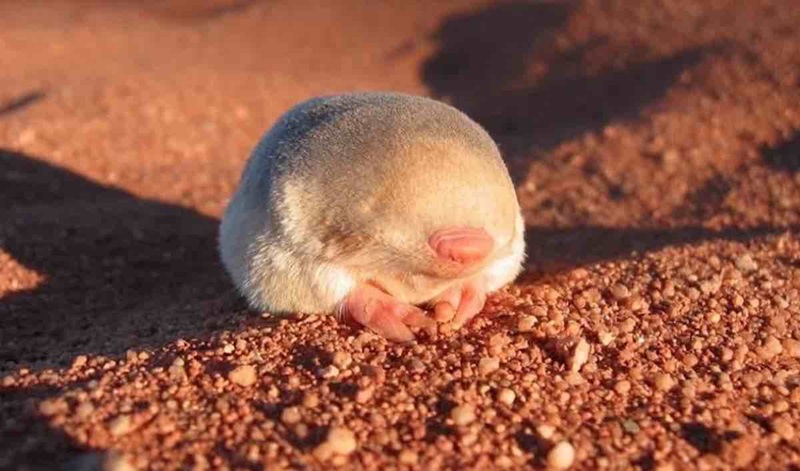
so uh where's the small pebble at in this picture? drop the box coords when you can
[682,353,699,367]
[326,427,357,455]
[489,333,510,348]
[598,331,615,346]
[398,449,418,465]
[547,441,575,469]
[735,254,758,272]
[537,424,556,439]
[228,365,258,387]
[622,419,640,434]
[319,365,340,379]
[169,359,187,383]
[661,148,680,166]
[497,388,516,406]
[724,436,757,468]
[409,358,426,373]
[109,415,132,437]
[569,338,590,373]
[280,407,301,425]
[609,283,631,300]
[313,443,334,461]
[783,339,800,358]
[332,351,352,369]
[38,399,64,416]
[72,355,88,369]
[478,357,500,376]
[362,364,385,382]
[570,268,589,280]
[75,401,95,419]
[772,417,795,441]
[758,336,783,359]
[451,404,476,426]
[654,373,675,391]
[355,387,374,404]
[303,392,320,408]
[517,315,536,332]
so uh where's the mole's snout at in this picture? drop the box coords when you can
[428,226,494,265]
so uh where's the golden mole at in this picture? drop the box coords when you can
[219,92,525,341]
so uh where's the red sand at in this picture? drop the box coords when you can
[2,1,800,469]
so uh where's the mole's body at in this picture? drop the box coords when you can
[219,92,525,341]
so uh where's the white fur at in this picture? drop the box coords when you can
[483,212,526,292]
[218,92,526,315]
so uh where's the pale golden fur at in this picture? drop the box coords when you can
[219,92,525,314]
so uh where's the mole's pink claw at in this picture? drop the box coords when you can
[341,284,433,342]
[432,277,488,329]
[452,279,487,329]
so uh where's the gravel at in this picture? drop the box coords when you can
[451,404,477,426]
[227,364,257,387]
[478,356,500,376]
[325,427,358,456]
[547,441,576,470]
[2,1,800,470]
[108,415,132,437]
[497,388,516,407]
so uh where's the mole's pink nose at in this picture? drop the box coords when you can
[428,226,494,265]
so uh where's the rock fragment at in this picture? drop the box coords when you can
[332,351,352,369]
[326,427,357,455]
[228,365,257,387]
[398,450,418,465]
[653,373,673,391]
[757,336,783,359]
[497,388,516,406]
[517,315,536,332]
[478,357,500,376]
[772,417,795,441]
[280,407,301,425]
[568,338,590,373]
[609,283,631,300]
[318,365,340,379]
[735,254,758,272]
[614,380,631,395]
[783,338,800,358]
[451,404,476,426]
[547,441,575,469]
[108,415,132,437]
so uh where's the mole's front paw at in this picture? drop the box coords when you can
[342,283,434,342]
[431,278,488,330]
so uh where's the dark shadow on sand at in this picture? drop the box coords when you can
[521,224,793,277]
[762,131,800,173]
[422,1,719,185]
[142,0,264,21]
[0,149,243,468]
[0,382,95,470]
[421,1,787,273]
[0,149,237,370]
[0,90,45,117]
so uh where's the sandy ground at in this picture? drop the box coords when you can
[2,0,800,469]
